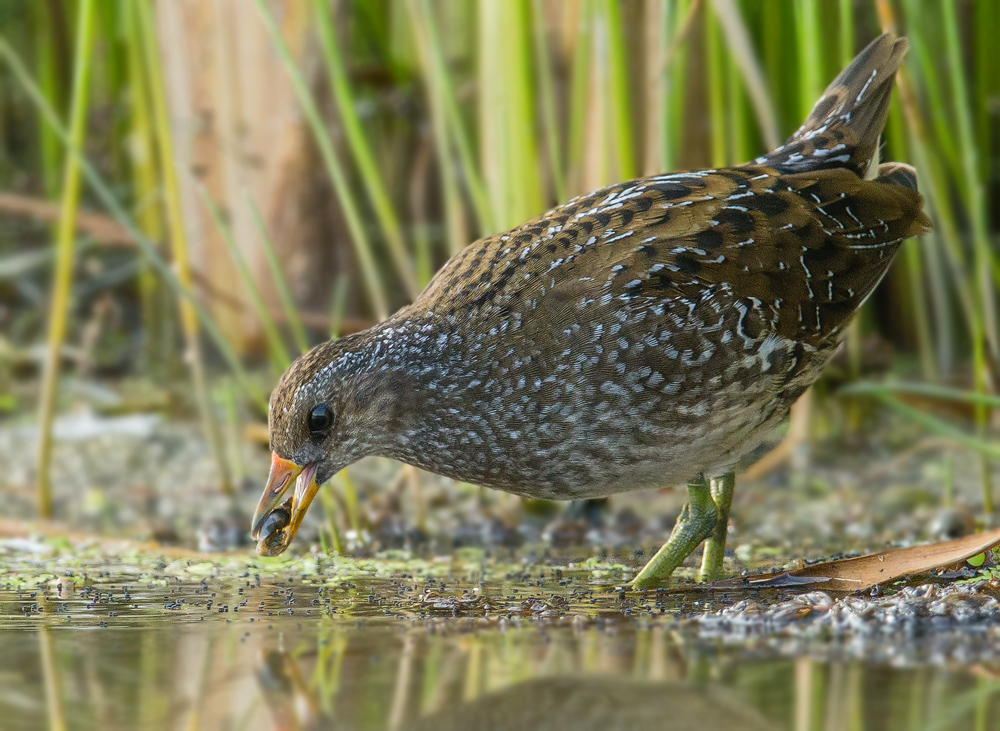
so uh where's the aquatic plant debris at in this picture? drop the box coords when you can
[710,527,1000,592]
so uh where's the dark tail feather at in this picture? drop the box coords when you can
[876,162,933,236]
[759,34,909,177]
[875,162,919,190]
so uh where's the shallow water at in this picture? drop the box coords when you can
[2,553,1000,731]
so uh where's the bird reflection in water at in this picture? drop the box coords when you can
[254,640,774,731]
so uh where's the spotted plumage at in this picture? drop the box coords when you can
[253,34,931,573]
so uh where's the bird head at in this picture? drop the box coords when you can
[250,335,378,556]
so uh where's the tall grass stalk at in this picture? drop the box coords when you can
[531,0,566,201]
[221,379,246,486]
[504,0,545,221]
[479,0,544,230]
[642,0,669,177]
[406,0,470,256]
[664,0,695,171]
[245,194,310,355]
[319,484,344,554]
[478,0,507,229]
[837,0,854,66]
[136,0,232,495]
[880,0,995,511]
[0,39,265,408]
[34,2,63,200]
[793,0,823,119]
[884,91,938,380]
[844,381,1000,410]
[194,184,292,373]
[973,1,995,185]
[599,0,635,181]
[328,272,350,340]
[705,10,726,167]
[566,2,594,194]
[123,0,166,375]
[410,0,493,235]
[837,0,866,417]
[313,0,419,300]
[711,0,779,150]
[338,469,363,537]
[940,1,996,510]
[252,0,389,320]
[942,4,995,359]
[35,0,96,518]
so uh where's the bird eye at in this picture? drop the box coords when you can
[308,404,334,435]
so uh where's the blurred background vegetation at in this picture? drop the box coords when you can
[0,0,996,537]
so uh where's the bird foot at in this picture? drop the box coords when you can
[630,472,736,589]
[698,472,735,582]
[630,475,718,589]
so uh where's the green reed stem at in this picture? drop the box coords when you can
[666,0,694,171]
[221,378,246,485]
[328,272,350,340]
[936,1,995,512]
[318,484,344,554]
[884,98,938,381]
[505,0,544,224]
[900,2,963,196]
[842,381,1000,409]
[711,0,780,150]
[531,0,566,201]
[858,392,1000,463]
[252,0,388,320]
[642,0,668,176]
[194,184,292,373]
[600,0,635,180]
[407,0,469,255]
[313,0,419,300]
[794,0,823,120]
[123,0,166,375]
[941,2,998,363]
[244,194,310,356]
[137,0,232,495]
[892,59,983,366]
[565,3,592,194]
[34,2,63,200]
[705,9,726,167]
[339,469,362,535]
[412,0,493,235]
[35,0,95,518]
[973,0,995,184]
[0,36,266,410]
[837,0,854,66]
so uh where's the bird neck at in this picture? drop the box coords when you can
[342,312,468,466]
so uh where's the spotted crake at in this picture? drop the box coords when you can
[251,33,930,587]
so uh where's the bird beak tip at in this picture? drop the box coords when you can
[250,454,304,542]
[251,455,322,557]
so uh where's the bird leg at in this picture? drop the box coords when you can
[630,474,717,589]
[698,472,735,582]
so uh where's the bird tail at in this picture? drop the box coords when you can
[759,33,909,178]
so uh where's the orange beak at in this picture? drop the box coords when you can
[250,453,321,557]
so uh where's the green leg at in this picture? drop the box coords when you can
[699,472,735,582]
[630,474,717,589]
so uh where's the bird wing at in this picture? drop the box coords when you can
[457,164,930,345]
[411,165,928,416]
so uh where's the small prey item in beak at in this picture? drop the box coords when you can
[250,453,320,557]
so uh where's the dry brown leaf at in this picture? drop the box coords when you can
[713,526,1000,592]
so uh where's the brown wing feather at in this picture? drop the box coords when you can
[407,165,928,436]
[428,165,929,350]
